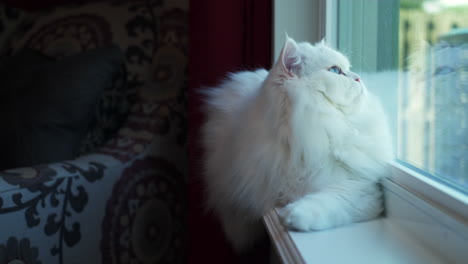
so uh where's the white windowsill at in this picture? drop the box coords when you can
[264,167,468,264]
[265,211,449,264]
[281,217,446,264]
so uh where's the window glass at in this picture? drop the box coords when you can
[336,0,468,193]
[398,0,468,192]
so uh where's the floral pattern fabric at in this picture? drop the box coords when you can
[0,0,188,263]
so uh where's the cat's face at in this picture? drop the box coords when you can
[270,38,366,111]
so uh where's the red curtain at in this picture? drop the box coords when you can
[189,0,272,263]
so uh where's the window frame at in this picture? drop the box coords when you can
[389,161,468,221]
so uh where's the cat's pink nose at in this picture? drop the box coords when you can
[355,78,360,82]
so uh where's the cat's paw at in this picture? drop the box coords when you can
[278,200,327,231]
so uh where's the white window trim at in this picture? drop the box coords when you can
[269,0,468,262]
[389,161,468,222]
[273,0,327,60]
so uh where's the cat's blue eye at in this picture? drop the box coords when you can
[328,66,342,74]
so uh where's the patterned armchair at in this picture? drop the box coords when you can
[0,1,187,263]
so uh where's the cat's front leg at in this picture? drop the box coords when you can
[278,180,383,231]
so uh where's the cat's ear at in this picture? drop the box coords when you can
[278,37,301,78]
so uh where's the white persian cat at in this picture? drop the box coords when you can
[201,37,393,252]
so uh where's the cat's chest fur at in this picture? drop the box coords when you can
[275,107,365,204]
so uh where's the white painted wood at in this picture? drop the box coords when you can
[383,178,468,264]
[389,161,468,221]
[325,0,338,48]
[290,218,449,264]
[264,209,305,264]
[273,0,326,61]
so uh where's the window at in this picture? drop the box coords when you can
[398,0,468,193]
[331,0,468,195]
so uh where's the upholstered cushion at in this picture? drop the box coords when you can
[0,45,125,170]
[78,57,128,155]
[3,0,161,152]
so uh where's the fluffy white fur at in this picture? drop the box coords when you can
[201,38,393,252]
